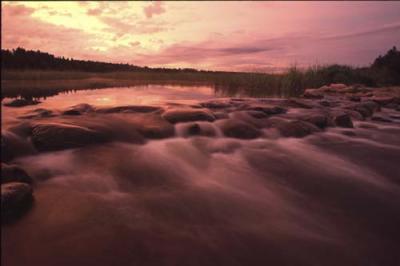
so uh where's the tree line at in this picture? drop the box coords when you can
[0,47,206,73]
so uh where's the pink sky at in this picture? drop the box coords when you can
[2,1,400,72]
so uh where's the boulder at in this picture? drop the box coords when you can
[301,114,328,129]
[276,120,320,138]
[31,123,110,151]
[333,113,354,128]
[218,119,261,139]
[4,98,40,107]
[1,182,33,223]
[1,163,32,184]
[162,108,215,124]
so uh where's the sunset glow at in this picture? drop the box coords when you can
[2,1,400,71]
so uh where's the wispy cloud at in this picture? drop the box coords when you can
[143,1,165,19]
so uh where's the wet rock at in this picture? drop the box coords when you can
[246,111,268,119]
[183,122,216,137]
[200,100,231,109]
[1,163,32,184]
[31,123,110,151]
[162,108,215,123]
[63,104,89,115]
[245,105,287,115]
[97,105,162,114]
[62,109,81,115]
[333,113,353,128]
[371,116,392,123]
[19,108,54,119]
[276,120,320,138]
[1,182,33,223]
[301,114,328,129]
[1,131,35,162]
[372,96,395,106]
[347,95,361,102]
[218,119,261,139]
[343,109,364,121]
[286,99,314,109]
[303,90,324,99]
[214,112,229,120]
[133,115,175,139]
[4,98,41,107]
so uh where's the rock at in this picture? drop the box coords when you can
[31,123,110,151]
[333,113,354,128]
[385,103,399,110]
[4,98,40,107]
[276,120,320,138]
[1,131,35,162]
[329,83,347,90]
[1,163,32,184]
[200,100,231,109]
[183,123,216,137]
[347,95,361,102]
[372,96,395,106]
[62,109,81,115]
[245,105,287,115]
[371,116,392,123]
[301,114,328,129]
[132,115,175,139]
[97,105,162,114]
[246,111,268,119]
[214,112,229,120]
[287,99,314,109]
[1,182,33,223]
[218,119,262,139]
[162,109,215,123]
[303,90,324,99]
[19,108,54,119]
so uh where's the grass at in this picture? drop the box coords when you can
[0,64,386,99]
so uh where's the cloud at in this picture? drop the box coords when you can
[143,1,165,19]
[87,8,103,16]
[321,22,400,40]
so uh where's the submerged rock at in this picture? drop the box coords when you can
[276,120,320,138]
[31,123,110,151]
[4,98,41,107]
[162,108,215,123]
[1,182,33,223]
[218,119,261,139]
[1,163,32,184]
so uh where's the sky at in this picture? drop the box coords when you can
[2,1,400,72]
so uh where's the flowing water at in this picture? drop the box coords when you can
[2,84,400,266]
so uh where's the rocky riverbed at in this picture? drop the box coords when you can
[1,84,400,266]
